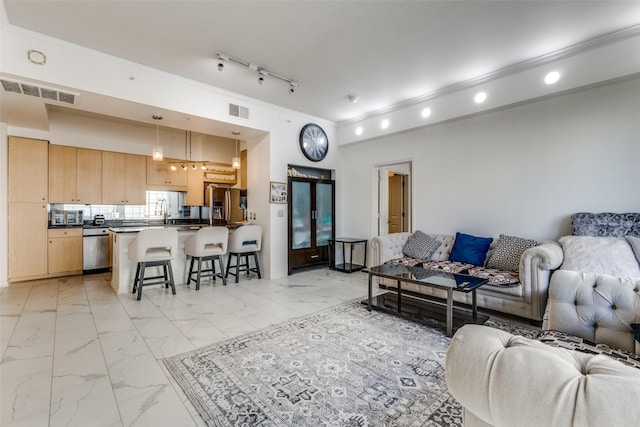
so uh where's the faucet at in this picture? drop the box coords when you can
[154,199,168,224]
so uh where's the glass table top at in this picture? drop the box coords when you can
[366,264,487,292]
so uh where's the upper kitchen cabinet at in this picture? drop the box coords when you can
[49,145,102,204]
[146,157,187,190]
[8,137,48,203]
[102,152,146,204]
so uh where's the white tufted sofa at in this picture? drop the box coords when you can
[445,270,640,427]
[370,233,563,321]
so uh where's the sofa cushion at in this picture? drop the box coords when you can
[402,230,441,260]
[486,234,538,273]
[468,266,520,287]
[537,329,640,370]
[420,260,474,274]
[559,236,640,277]
[626,236,640,264]
[449,232,493,266]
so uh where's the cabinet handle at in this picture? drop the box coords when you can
[311,254,319,259]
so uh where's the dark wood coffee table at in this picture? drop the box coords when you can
[365,264,488,336]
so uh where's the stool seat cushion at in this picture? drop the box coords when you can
[128,228,178,262]
[184,227,229,257]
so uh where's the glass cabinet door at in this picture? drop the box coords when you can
[291,180,311,249]
[315,182,333,247]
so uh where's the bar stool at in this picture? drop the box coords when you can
[128,228,178,300]
[225,225,262,283]
[184,226,229,289]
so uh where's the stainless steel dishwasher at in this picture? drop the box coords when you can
[83,227,110,273]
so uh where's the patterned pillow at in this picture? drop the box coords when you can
[486,234,539,272]
[402,231,442,260]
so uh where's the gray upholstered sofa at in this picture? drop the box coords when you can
[370,232,563,321]
[445,269,640,427]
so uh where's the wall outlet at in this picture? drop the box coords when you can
[277,209,285,218]
[111,212,120,219]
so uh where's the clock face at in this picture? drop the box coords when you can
[299,123,329,162]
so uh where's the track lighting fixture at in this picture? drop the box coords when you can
[216,51,300,94]
[181,164,187,171]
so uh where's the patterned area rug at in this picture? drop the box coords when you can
[164,300,537,427]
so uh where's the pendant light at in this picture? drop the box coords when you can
[152,114,163,161]
[232,139,240,169]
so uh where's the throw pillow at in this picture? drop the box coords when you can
[448,232,493,267]
[559,236,640,277]
[631,324,640,344]
[402,230,442,260]
[486,234,539,272]
[626,236,640,265]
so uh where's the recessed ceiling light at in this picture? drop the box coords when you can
[544,71,561,85]
[381,119,390,129]
[346,93,358,104]
[474,92,487,104]
[355,126,363,136]
[27,49,46,65]
[421,108,431,118]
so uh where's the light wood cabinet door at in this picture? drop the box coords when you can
[48,145,77,203]
[146,157,187,189]
[102,152,146,204]
[101,151,126,204]
[8,137,48,203]
[125,154,147,205]
[8,202,48,279]
[187,167,204,206]
[76,148,102,204]
[48,229,82,274]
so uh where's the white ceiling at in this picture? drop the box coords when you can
[2,1,640,130]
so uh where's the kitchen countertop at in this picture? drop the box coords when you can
[109,224,209,233]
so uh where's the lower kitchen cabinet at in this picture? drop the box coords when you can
[48,228,83,274]
[8,202,48,279]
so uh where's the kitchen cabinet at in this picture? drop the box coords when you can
[288,177,335,274]
[146,157,187,190]
[8,137,48,203]
[49,146,102,204]
[8,203,48,279]
[186,167,204,206]
[240,149,247,190]
[8,137,49,280]
[101,152,146,204]
[48,228,83,274]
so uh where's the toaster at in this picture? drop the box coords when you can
[93,214,106,225]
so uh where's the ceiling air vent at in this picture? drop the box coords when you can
[228,103,249,119]
[0,79,77,104]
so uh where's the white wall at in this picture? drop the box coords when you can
[338,77,640,243]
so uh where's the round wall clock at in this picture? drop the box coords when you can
[299,123,329,162]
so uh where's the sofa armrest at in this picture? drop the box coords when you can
[518,241,564,320]
[370,232,412,265]
[446,325,640,427]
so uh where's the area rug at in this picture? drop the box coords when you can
[164,300,537,427]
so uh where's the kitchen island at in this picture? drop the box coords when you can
[110,225,203,294]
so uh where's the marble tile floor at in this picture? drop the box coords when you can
[0,267,380,427]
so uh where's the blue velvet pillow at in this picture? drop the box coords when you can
[632,323,640,343]
[449,232,493,266]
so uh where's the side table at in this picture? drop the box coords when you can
[329,238,368,273]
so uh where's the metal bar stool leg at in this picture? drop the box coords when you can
[187,257,195,286]
[195,257,203,290]
[132,263,141,294]
[167,261,176,295]
[218,256,227,285]
[136,262,146,301]
[253,252,261,278]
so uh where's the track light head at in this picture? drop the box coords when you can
[289,84,295,94]
[217,62,224,71]
[258,76,264,85]
[181,164,187,171]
